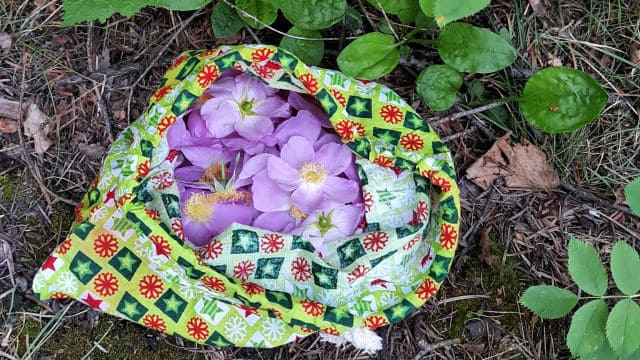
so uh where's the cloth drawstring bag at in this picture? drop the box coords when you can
[33,45,460,353]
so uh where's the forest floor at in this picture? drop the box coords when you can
[0,0,639,359]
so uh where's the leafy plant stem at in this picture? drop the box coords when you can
[395,27,421,47]
[580,294,640,300]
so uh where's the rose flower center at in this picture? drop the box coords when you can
[299,162,328,184]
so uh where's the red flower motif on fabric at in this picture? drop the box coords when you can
[143,314,167,332]
[202,239,223,260]
[153,85,173,102]
[347,265,370,283]
[421,169,436,180]
[415,278,438,300]
[291,257,311,282]
[139,274,164,299]
[251,63,275,79]
[440,224,458,250]
[432,176,452,192]
[171,219,185,241]
[186,317,209,341]
[56,237,72,255]
[136,160,150,180]
[151,171,174,190]
[260,234,285,253]
[363,190,373,213]
[116,194,132,207]
[402,234,421,251]
[150,235,172,257]
[380,104,403,124]
[197,64,219,88]
[145,208,161,221]
[252,48,275,62]
[237,304,260,317]
[157,115,177,137]
[363,231,389,252]
[299,73,319,95]
[329,89,346,107]
[299,327,314,333]
[94,234,119,258]
[373,155,393,168]
[416,201,429,221]
[197,49,216,58]
[74,202,84,221]
[268,308,283,320]
[241,281,265,296]
[321,327,339,335]
[93,272,119,297]
[233,260,256,280]
[171,55,189,69]
[399,133,425,151]
[50,292,69,300]
[192,250,205,266]
[335,120,355,141]
[202,275,226,293]
[300,299,325,317]
[166,149,180,163]
[363,315,388,330]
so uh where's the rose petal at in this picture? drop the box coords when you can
[252,170,292,212]
[253,211,294,232]
[321,176,359,203]
[235,114,274,140]
[275,110,321,146]
[166,117,192,148]
[201,99,240,138]
[182,217,214,246]
[315,142,353,175]
[281,136,315,169]
[239,153,272,179]
[253,97,290,118]
[291,184,324,213]
[267,156,301,191]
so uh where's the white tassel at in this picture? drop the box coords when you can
[319,327,383,354]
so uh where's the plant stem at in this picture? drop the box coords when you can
[580,294,640,300]
[396,27,422,47]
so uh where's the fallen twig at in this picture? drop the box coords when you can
[412,338,461,360]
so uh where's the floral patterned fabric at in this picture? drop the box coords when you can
[33,45,460,348]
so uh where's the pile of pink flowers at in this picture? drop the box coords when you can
[167,71,364,251]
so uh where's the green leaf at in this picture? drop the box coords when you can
[611,241,640,296]
[519,67,608,133]
[625,178,640,217]
[581,341,623,360]
[337,32,400,80]
[235,0,278,29]
[606,299,640,358]
[343,6,363,31]
[419,0,434,17]
[437,22,517,74]
[432,0,490,27]
[415,11,437,31]
[366,0,420,24]
[519,285,578,319]
[568,238,608,296]
[467,80,485,100]
[279,27,324,66]
[211,1,245,38]
[567,299,609,357]
[62,0,211,25]
[416,65,463,111]
[280,0,346,30]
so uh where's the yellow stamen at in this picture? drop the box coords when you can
[200,163,226,183]
[299,162,328,184]
[290,204,307,220]
[183,193,215,223]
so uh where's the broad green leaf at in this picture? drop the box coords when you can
[606,299,640,358]
[467,80,485,100]
[211,1,245,38]
[344,6,363,31]
[433,0,491,27]
[626,178,640,217]
[581,342,624,360]
[567,300,609,357]
[366,0,420,24]
[62,0,211,25]
[280,0,346,30]
[437,22,517,74]
[568,238,608,296]
[337,32,400,80]
[611,241,640,295]
[519,285,578,319]
[279,27,324,66]
[235,0,278,29]
[416,65,463,111]
[519,67,608,133]
[415,11,437,31]
[419,0,434,17]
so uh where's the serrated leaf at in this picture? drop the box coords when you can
[416,65,463,111]
[62,0,211,26]
[437,22,517,74]
[280,0,346,30]
[366,0,420,24]
[235,0,277,29]
[625,178,640,217]
[568,238,608,296]
[337,32,399,80]
[433,0,490,27]
[611,241,640,296]
[519,285,578,319]
[607,299,640,358]
[567,299,609,357]
[211,1,245,38]
[279,27,324,66]
[519,67,608,133]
